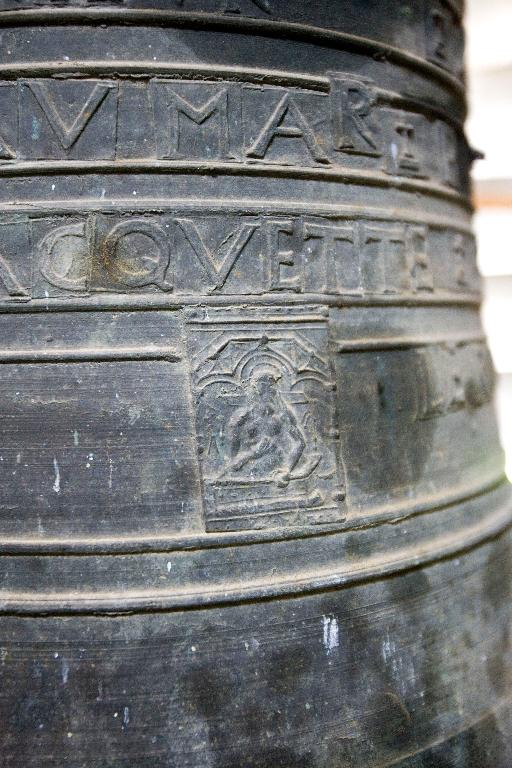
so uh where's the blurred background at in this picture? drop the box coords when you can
[466,0,512,478]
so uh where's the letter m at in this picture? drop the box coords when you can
[151,83,238,159]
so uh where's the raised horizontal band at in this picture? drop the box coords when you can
[337,334,486,352]
[0,198,473,232]
[0,345,180,364]
[0,160,472,208]
[0,480,507,614]
[0,293,482,315]
[0,8,466,104]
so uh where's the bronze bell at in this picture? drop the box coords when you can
[0,1,510,766]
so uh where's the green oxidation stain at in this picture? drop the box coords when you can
[31,117,41,141]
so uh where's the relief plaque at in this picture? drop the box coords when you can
[187,306,346,530]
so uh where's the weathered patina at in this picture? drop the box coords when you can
[0,1,510,766]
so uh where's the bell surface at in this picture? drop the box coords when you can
[0,1,510,766]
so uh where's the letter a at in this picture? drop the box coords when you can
[247,94,329,163]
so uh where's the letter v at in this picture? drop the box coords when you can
[176,219,259,290]
[28,81,113,150]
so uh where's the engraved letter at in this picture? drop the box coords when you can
[452,234,480,293]
[0,253,29,297]
[360,224,408,294]
[102,220,172,290]
[266,219,301,292]
[407,225,434,292]
[0,83,17,159]
[0,135,15,160]
[176,219,259,291]
[151,84,237,159]
[431,8,448,61]
[303,222,356,293]
[328,73,379,156]
[426,3,463,76]
[437,120,459,188]
[453,234,467,288]
[27,80,114,150]
[391,123,421,174]
[247,94,329,163]
[39,220,92,292]
[0,218,32,299]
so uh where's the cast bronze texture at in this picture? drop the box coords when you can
[0,2,510,766]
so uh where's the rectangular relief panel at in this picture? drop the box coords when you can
[187,305,347,531]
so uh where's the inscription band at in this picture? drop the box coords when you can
[0,62,464,131]
[0,215,480,306]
